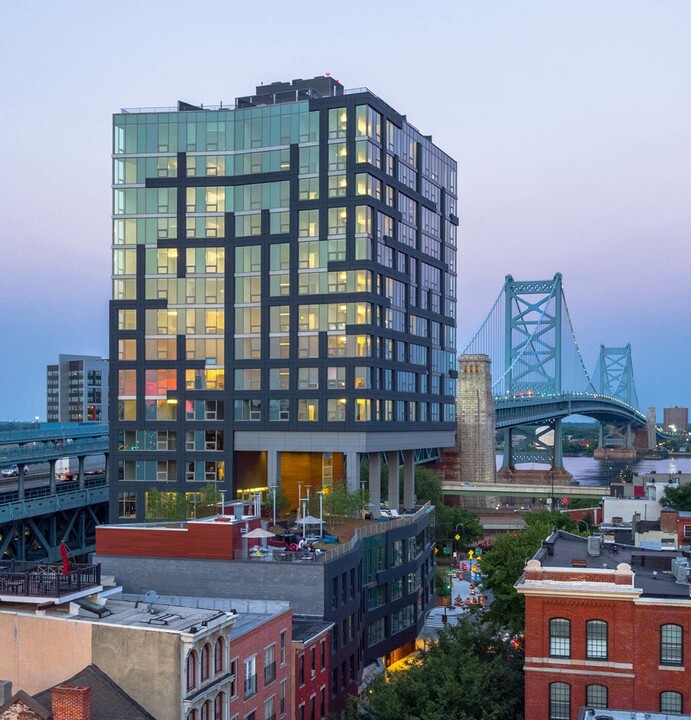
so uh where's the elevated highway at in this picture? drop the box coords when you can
[442,481,606,499]
[0,424,110,561]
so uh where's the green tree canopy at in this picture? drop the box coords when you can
[355,620,524,720]
[659,483,691,511]
[480,511,575,635]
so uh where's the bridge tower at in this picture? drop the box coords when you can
[458,354,496,485]
[591,344,638,460]
[499,274,571,481]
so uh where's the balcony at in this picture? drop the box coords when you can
[0,561,102,603]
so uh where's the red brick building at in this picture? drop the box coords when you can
[517,531,691,719]
[292,620,332,720]
[229,610,293,720]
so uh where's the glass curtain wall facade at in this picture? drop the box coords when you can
[110,77,458,521]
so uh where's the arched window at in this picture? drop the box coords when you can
[585,620,608,660]
[200,700,211,720]
[214,636,225,674]
[186,650,197,691]
[660,691,682,714]
[549,618,570,658]
[661,624,683,666]
[214,691,225,720]
[586,684,608,709]
[186,711,197,720]
[201,643,211,682]
[549,682,570,720]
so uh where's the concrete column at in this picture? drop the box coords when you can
[48,458,57,495]
[267,450,281,493]
[388,451,400,512]
[403,450,415,511]
[625,423,632,448]
[552,418,564,469]
[368,452,381,519]
[501,428,513,470]
[598,423,604,448]
[104,452,109,483]
[345,452,360,493]
[17,464,26,501]
[77,456,86,490]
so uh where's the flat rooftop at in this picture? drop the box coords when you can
[536,531,691,599]
[292,618,333,644]
[23,597,237,633]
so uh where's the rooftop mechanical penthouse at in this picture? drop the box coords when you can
[111,76,458,520]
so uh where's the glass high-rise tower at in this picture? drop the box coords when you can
[110,76,458,521]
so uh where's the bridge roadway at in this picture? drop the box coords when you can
[0,423,109,469]
[0,424,110,561]
[494,392,648,430]
[442,481,605,499]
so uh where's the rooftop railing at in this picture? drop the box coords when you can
[0,561,101,598]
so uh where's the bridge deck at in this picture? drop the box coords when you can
[442,482,605,499]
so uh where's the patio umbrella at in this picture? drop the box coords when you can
[243,528,276,539]
[295,515,323,526]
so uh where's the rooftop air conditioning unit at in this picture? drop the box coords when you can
[587,535,601,557]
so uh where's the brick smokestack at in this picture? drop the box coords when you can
[51,684,91,720]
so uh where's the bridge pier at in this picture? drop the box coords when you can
[593,421,637,461]
[497,418,573,484]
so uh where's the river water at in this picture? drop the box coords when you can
[496,455,691,487]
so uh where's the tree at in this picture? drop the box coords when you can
[618,466,634,483]
[435,504,484,550]
[353,620,524,720]
[480,511,575,635]
[659,483,691,511]
[145,488,189,521]
[322,480,366,527]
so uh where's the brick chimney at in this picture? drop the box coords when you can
[51,684,91,720]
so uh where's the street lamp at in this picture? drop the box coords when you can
[34,415,39,429]
[317,490,324,538]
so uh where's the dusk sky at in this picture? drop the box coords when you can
[1,1,689,422]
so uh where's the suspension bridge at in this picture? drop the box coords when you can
[453,273,659,484]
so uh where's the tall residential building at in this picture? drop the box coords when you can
[663,406,688,432]
[46,355,109,423]
[110,76,458,521]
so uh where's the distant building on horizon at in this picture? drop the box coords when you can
[46,354,108,423]
[109,75,458,521]
[663,406,688,432]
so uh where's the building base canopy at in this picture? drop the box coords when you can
[234,430,456,453]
